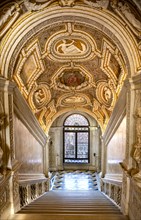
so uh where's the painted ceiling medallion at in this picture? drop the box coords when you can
[51,65,95,91]
[58,70,85,87]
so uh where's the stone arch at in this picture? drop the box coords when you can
[0,6,140,78]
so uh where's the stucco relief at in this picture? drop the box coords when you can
[46,23,97,62]
[14,41,45,99]
[11,12,128,132]
[0,95,5,179]
[59,0,76,7]
[28,84,51,112]
[57,93,92,107]
[0,181,10,216]
[23,0,55,11]
[51,65,94,92]
[0,115,4,179]
[0,2,21,38]
[56,39,86,55]
[83,0,109,9]
[111,0,141,38]
[131,91,141,186]
[96,80,116,111]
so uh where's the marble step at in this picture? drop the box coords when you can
[10,190,128,220]
[10,213,128,220]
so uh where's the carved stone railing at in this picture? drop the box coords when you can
[101,178,122,207]
[19,178,49,208]
[0,171,12,219]
[49,172,56,190]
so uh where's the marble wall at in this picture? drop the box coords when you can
[14,113,43,177]
[106,116,126,178]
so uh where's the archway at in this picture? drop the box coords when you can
[48,111,101,171]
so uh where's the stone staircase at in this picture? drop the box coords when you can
[11,190,128,220]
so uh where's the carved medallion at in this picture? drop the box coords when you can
[96,81,116,110]
[46,26,96,62]
[28,84,51,111]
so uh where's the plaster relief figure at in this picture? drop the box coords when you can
[65,96,85,104]
[0,115,5,178]
[59,0,76,7]
[0,5,16,27]
[133,107,141,164]
[103,86,112,101]
[114,2,141,31]
[83,0,109,9]
[34,89,45,104]
[132,105,141,187]
[24,0,55,11]
[57,39,86,55]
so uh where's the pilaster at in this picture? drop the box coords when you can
[120,73,141,217]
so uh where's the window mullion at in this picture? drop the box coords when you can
[75,132,77,159]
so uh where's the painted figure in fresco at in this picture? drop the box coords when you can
[57,39,86,54]
[67,74,79,86]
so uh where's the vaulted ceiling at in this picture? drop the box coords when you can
[0,0,141,132]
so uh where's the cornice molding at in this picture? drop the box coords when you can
[14,87,47,147]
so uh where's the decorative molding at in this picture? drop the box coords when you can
[103,83,127,146]
[13,87,47,147]
[18,173,46,181]
[0,77,16,93]
[8,94,15,161]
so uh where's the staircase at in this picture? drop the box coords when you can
[11,190,128,220]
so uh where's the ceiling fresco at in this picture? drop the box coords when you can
[0,0,141,132]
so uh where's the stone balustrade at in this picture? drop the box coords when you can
[101,178,122,207]
[19,178,49,208]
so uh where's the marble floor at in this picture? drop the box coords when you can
[52,170,98,190]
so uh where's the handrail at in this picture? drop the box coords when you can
[101,178,122,207]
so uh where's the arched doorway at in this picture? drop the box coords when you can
[48,111,101,171]
[63,114,90,164]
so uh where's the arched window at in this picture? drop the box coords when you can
[63,114,90,164]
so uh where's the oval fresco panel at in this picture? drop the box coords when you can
[55,39,87,55]
[46,31,96,62]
